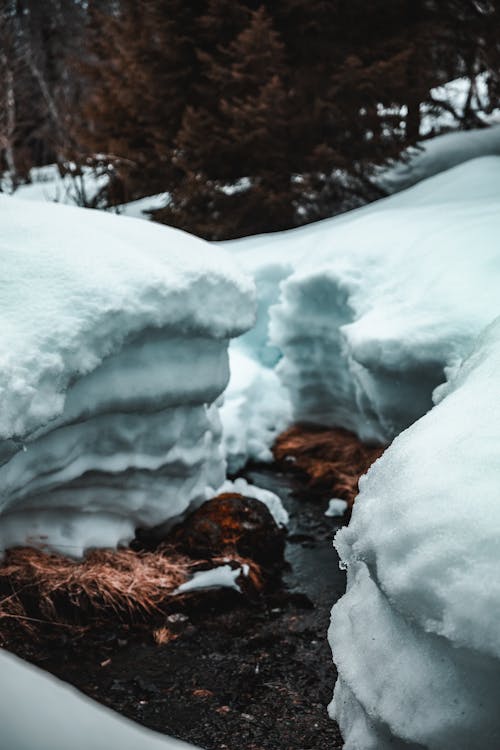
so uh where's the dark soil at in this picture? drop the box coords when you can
[7,465,346,750]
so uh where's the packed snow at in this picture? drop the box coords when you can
[0,195,255,556]
[330,317,500,749]
[0,649,200,750]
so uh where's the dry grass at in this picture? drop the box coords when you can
[273,424,385,507]
[0,544,260,642]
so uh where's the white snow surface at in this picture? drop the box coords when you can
[378,124,500,194]
[219,348,291,474]
[0,648,201,750]
[0,195,255,555]
[174,564,244,595]
[268,156,500,442]
[218,477,289,527]
[324,499,348,518]
[330,317,500,749]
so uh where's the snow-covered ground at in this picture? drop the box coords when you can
[0,649,200,750]
[0,195,254,556]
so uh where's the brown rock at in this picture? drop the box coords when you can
[172,494,285,567]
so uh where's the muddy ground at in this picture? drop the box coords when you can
[7,465,346,750]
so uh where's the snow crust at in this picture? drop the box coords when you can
[330,317,500,749]
[0,649,200,750]
[0,195,255,555]
[269,156,500,442]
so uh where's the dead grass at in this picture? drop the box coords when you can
[273,424,385,507]
[0,544,260,642]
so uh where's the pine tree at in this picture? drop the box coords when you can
[70,0,202,203]
[158,6,295,239]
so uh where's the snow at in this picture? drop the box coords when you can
[378,124,500,194]
[8,164,109,207]
[219,348,291,474]
[324,499,347,518]
[116,192,171,219]
[218,477,289,527]
[330,316,500,749]
[269,156,500,442]
[0,649,200,750]
[0,195,255,555]
[215,240,294,473]
[174,564,244,594]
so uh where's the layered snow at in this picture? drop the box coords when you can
[0,195,255,555]
[269,156,500,442]
[330,317,500,749]
[0,649,200,750]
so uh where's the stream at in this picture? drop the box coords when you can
[12,465,346,750]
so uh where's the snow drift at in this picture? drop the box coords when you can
[330,317,500,749]
[0,649,200,750]
[270,156,500,442]
[0,195,254,556]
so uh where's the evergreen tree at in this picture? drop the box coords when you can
[66,0,500,237]
[159,6,293,238]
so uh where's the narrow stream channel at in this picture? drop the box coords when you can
[13,465,347,750]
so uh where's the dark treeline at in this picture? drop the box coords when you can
[1,0,500,238]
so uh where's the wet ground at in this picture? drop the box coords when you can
[9,465,346,750]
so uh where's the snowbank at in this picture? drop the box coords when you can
[0,649,200,750]
[330,317,500,749]
[270,156,500,442]
[0,195,255,555]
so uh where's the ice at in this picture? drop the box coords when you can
[330,318,500,748]
[0,649,200,750]
[0,195,255,555]
[269,156,500,442]
[218,477,289,527]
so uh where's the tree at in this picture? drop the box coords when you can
[66,0,500,237]
[159,6,294,238]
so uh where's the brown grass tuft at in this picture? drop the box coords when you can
[273,424,385,507]
[0,545,260,642]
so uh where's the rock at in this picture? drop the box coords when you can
[172,494,285,567]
